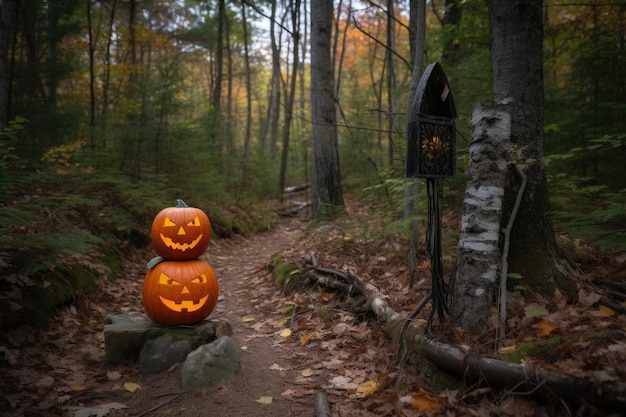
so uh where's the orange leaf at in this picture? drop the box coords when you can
[300,332,314,345]
[410,388,442,412]
[532,319,558,336]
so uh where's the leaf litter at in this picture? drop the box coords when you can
[0,202,624,416]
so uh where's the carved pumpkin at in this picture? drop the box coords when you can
[142,259,219,325]
[151,199,211,260]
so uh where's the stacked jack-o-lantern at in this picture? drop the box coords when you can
[142,199,219,326]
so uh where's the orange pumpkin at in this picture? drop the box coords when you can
[151,199,211,260]
[142,259,219,325]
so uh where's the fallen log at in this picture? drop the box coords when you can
[275,201,310,217]
[285,255,626,413]
[284,184,310,194]
[422,338,626,411]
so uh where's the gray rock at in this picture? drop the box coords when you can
[180,336,241,391]
[103,313,152,365]
[138,335,193,374]
[103,313,232,366]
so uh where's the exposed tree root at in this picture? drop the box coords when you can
[285,254,626,413]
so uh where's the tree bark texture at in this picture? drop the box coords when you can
[491,0,571,293]
[451,104,510,331]
[0,0,15,126]
[310,0,344,219]
[404,0,426,288]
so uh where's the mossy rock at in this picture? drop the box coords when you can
[268,254,308,294]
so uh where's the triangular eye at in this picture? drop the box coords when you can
[159,272,181,286]
[163,217,176,227]
[187,216,201,227]
[190,273,206,284]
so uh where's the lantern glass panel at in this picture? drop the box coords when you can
[416,116,455,178]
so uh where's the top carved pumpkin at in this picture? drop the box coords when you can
[151,199,211,260]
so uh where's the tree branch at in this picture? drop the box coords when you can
[351,16,411,69]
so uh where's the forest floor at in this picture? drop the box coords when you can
[1,199,626,417]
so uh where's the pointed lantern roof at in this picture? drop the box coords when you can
[413,61,456,121]
[406,62,457,179]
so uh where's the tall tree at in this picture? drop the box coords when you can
[451,0,572,331]
[310,0,344,218]
[0,0,15,127]
[278,0,301,197]
[492,0,570,293]
[261,0,281,156]
[385,0,398,168]
[405,0,426,288]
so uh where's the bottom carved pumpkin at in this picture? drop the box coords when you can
[142,259,219,326]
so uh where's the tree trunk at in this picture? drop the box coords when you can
[241,2,252,162]
[491,0,573,294]
[450,104,510,330]
[404,0,426,288]
[262,0,281,156]
[310,0,344,219]
[0,0,15,127]
[279,0,301,199]
[385,0,399,169]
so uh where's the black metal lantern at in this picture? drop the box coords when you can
[406,62,457,179]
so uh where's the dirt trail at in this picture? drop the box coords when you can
[2,218,327,417]
[112,218,317,417]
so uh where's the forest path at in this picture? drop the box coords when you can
[113,217,319,417]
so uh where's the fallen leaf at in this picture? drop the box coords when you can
[499,345,517,354]
[524,304,548,318]
[106,371,122,381]
[356,380,378,397]
[598,304,616,316]
[301,369,314,378]
[280,328,292,338]
[242,317,255,322]
[329,375,357,390]
[300,332,314,345]
[69,385,88,392]
[532,319,558,336]
[255,396,273,405]
[578,289,601,309]
[270,363,285,371]
[70,402,128,417]
[401,387,441,413]
[123,382,141,393]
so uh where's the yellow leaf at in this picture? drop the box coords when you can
[532,319,558,336]
[123,382,141,393]
[280,328,292,338]
[69,385,87,392]
[255,396,273,405]
[410,388,441,413]
[598,304,616,316]
[242,317,255,322]
[356,380,378,397]
[499,345,517,354]
[300,332,314,345]
[301,369,314,378]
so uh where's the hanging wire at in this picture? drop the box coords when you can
[426,178,448,330]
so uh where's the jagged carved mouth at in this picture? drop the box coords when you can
[159,295,209,312]
[159,234,203,251]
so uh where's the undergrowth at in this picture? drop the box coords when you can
[0,165,274,330]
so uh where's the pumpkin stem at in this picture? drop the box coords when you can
[147,256,165,269]
[176,199,188,208]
